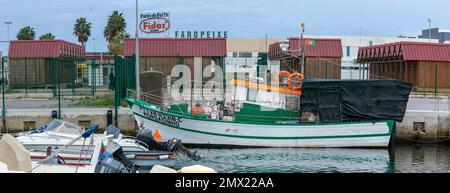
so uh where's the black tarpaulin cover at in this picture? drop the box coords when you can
[300,79,413,123]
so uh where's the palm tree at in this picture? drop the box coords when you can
[104,10,127,54]
[73,17,92,46]
[39,33,56,40]
[17,26,36,40]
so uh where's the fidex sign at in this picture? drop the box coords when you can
[140,12,170,34]
[175,31,228,39]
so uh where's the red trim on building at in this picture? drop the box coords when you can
[269,38,343,60]
[358,41,450,62]
[123,38,227,57]
[8,40,85,59]
[85,55,115,60]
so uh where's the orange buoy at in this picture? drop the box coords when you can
[274,70,291,84]
[153,128,162,142]
[287,73,305,91]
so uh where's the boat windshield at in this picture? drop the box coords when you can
[45,119,84,135]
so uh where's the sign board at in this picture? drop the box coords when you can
[140,12,170,34]
[175,31,228,39]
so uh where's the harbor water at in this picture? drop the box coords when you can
[173,145,450,173]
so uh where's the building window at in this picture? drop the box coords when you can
[413,122,426,133]
[346,46,351,57]
[238,52,252,58]
[103,67,108,76]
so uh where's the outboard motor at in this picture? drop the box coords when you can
[136,127,201,161]
[95,141,139,173]
[105,125,121,139]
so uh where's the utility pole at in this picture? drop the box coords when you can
[2,21,11,133]
[1,52,5,133]
[428,18,432,43]
[300,21,305,75]
[135,0,140,99]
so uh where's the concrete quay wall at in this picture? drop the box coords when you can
[0,108,138,135]
[396,110,450,143]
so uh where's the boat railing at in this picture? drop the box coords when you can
[134,139,150,150]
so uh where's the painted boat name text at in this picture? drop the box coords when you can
[139,106,182,127]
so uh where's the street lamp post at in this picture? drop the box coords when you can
[2,21,11,133]
[300,22,305,75]
[428,18,432,43]
[135,0,140,99]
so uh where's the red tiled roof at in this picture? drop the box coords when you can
[123,38,227,57]
[8,40,85,59]
[269,38,343,60]
[357,42,450,62]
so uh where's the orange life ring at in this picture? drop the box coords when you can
[192,105,204,115]
[287,73,304,91]
[274,70,291,84]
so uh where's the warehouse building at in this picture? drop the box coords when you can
[123,38,227,83]
[8,40,85,88]
[357,41,450,90]
[305,35,437,79]
[268,38,343,79]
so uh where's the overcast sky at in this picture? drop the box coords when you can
[1,0,450,54]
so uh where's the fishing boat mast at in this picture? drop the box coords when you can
[300,21,305,75]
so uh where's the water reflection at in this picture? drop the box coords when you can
[173,145,449,173]
[175,148,392,173]
[393,145,450,173]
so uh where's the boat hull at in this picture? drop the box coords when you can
[128,99,393,148]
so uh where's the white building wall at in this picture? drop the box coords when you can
[225,51,259,75]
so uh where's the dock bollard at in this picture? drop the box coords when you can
[107,110,113,126]
[51,110,58,119]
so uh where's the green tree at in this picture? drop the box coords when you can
[104,10,127,55]
[107,32,131,55]
[39,33,56,40]
[17,26,36,40]
[73,17,92,46]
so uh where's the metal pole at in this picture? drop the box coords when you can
[114,56,119,127]
[58,59,61,119]
[300,22,305,75]
[435,63,438,98]
[25,59,28,94]
[428,18,432,43]
[1,55,6,133]
[135,0,140,99]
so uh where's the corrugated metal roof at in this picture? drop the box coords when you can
[8,40,85,59]
[123,38,227,57]
[357,42,450,62]
[269,38,343,60]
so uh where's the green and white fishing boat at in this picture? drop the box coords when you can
[126,76,412,148]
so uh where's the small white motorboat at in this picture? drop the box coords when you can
[16,119,178,168]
